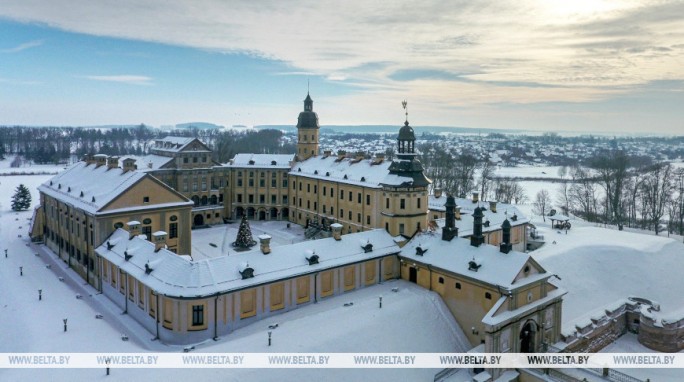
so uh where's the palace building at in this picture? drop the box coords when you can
[289,94,431,237]
[400,195,565,372]
[31,154,193,288]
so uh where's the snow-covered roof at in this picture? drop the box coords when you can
[151,136,196,151]
[227,153,295,169]
[292,155,413,188]
[429,195,529,236]
[400,231,543,289]
[38,162,148,214]
[121,154,173,172]
[97,228,400,298]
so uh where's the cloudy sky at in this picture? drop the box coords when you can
[0,0,683,134]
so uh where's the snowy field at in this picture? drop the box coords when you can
[0,157,70,175]
[532,226,684,328]
[0,173,469,382]
[191,221,306,260]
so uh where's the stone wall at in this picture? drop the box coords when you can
[639,308,684,352]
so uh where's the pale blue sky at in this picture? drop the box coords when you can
[0,1,683,134]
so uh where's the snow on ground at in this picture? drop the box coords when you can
[191,221,306,260]
[531,226,684,330]
[1,174,469,382]
[0,157,69,175]
[600,333,683,381]
[494,165,567,179]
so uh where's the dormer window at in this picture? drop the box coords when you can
[249,160,255,165]
[143,196,150,203]
[271,160,277,165]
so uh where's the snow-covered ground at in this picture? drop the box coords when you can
[532,226,684,328]
[1,173,470,381]
[191,221,306,260]
[0,156,69,175]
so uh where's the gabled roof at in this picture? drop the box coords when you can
[292,155,413,188]
[400,231,544,289]
[227,153,295,169]
[39,162,147,214]
[38,161,191,215]
[97,228,400,298]
[151,136,211,153]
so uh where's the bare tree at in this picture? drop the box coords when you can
[641,163,674,235]
[590,150,629,229]
[532,189,552,221]
[479,160,496,201]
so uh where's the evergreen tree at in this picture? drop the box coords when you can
[232,215,256,250]
[11,184,32,211]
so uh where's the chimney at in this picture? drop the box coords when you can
[331,223,343,241]
[127,221,141,240]
[94,154,107,168]
[258,234,272,255]
[455,206,461,220]
[122,158,137,173]
[500,219,512,254]
[470,206,485,247]
[489,200,497,213]
[153,231,167,252]
[442,195,458,241]
[107,156,119,170]
[472,192,479,203]
[336,150,347,161]
[434,188,443,199]
[375,152,385,160]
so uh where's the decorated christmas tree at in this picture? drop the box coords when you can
[232,215,256,250]
[11,184,32,211]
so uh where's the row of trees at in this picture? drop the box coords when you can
[533,149,684,236]
[418,142,528,204]
[0,125,293,164]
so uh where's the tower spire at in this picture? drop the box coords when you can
[402,100,408,123]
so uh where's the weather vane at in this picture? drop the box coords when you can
[402,100,408,122]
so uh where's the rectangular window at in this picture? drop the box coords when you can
[237,194,243,203]
[358,193,361,203]
[323,186,326,196]
[417,198,421,208]
[271,179,276,187]
[348,191,352,201]
[259,179,265,187]
[282,195,288,204]
[399,224,405,235]
[386,198,389,209]
[259,194,265,203]
[357,213,361,223]
[299,182,302,191]
[237,179,243,187]
[143,196,150,203]
[249,179,254,187]
[366,194,370,205]
[192,305,204,326]
[248,194,254,203]
[299,198,302,207]
[366,215,371,224]
[340,209,344,218]
[169,223,178,239]
[307,200,310,209]
[282,179,288,188]
[271,195,276,204]
[348,211,352,220]
[323,205,327,214]
[314,202,317,211]
[400,199,406,209]
[307,184,310,192]
[142,226,152,241]
[340,189,344,199]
